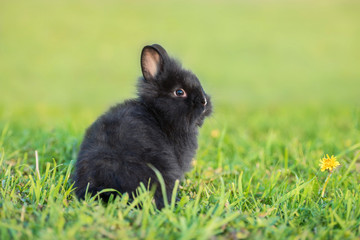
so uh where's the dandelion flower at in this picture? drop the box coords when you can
[319,154,340,172]
[211,129,220,138]
[319,154,340,198]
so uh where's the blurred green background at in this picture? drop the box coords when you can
[1,0,360,123]
[1,2,360,238]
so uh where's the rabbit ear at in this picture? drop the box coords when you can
[141,44,168,81]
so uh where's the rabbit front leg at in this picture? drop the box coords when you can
[152,177,178,209]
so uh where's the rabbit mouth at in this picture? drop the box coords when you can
[202,106,207,114]
[203,106,211,116]
[202,102,212,117]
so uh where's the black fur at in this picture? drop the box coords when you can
[73,44,212,208]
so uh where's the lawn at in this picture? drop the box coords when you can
[1,0,360,239]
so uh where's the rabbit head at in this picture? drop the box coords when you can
[138,44,212,129]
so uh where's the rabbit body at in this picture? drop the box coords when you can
[73,44,212,208]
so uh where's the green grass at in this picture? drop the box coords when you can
[1,0,360,239]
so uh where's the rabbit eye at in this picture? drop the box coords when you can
[174,89,187,97]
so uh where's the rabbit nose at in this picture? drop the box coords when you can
[201,98,207,106]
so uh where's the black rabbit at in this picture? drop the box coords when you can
[73,44,212,208]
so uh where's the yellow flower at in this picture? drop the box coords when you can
[319,154,340,172]
[211,129,220,138]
